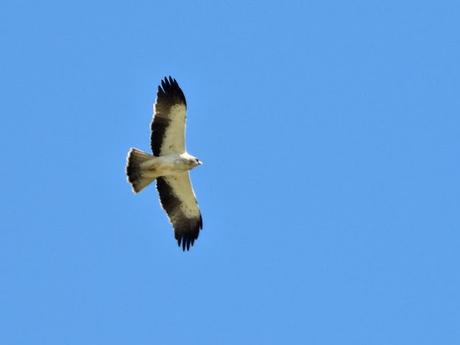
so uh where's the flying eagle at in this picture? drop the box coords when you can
[126,77,203,251]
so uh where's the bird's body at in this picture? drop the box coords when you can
[134,152,200,179]
[126,77,203,251]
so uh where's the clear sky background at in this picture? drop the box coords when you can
[1,1,459,344]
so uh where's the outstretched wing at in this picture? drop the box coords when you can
[156,173,202,251]
[151,76,187,156]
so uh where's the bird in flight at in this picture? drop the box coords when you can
[126,77,203,251]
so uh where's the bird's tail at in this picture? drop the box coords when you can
[126,148,159,193]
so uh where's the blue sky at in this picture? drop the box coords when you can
[1,0,459,344]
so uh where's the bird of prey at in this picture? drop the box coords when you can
[126,77,203,251]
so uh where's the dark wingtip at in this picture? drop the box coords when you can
[175,230,200,252]
[157,76,187,107]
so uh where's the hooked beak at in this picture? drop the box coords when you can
[197,160,203,165]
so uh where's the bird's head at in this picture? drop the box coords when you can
[194,158,203,167]
[186,156,202,169]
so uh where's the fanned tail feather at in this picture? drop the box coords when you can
[126,148,157,193]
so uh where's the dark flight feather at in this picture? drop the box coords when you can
[156,176,202,251]
[151,76,187,156]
